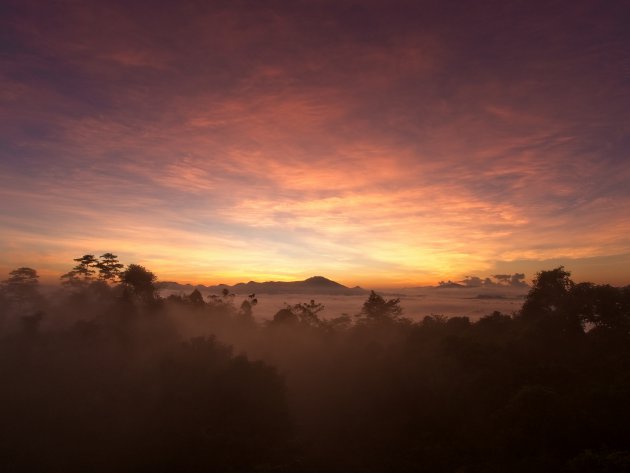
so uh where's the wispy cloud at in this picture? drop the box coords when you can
[1,0,628,285]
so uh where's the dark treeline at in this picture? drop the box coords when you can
[1,256,630,472]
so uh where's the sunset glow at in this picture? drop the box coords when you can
[1,1,628,286]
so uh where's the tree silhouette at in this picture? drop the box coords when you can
[357,290,403,324]
[237,293,258,319]
[570,282,630,335]
[271,300,325,327]
[121,264,157,301]
[60,269,83,288]
[72,254,98,281]
[292,299,324,326]
[522,266,573,317]
[60,254,98,288]
[520,267,584,334]
[96,253,124,283]
[271,308,298,325]
[240,300,253,318]
[3,266,39,288]
[188,288,205,306]
[2,267,40,309]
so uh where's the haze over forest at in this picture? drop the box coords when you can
[1,0,629,472]
[2,258,630,471]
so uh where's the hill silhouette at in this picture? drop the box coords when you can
[157,275,367,295]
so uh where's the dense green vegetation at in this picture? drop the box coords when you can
[1,258,629,472]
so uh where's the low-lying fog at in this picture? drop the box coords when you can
[161,286,527,321]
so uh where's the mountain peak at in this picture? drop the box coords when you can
[303,276,343,287]
[158,276,366,295]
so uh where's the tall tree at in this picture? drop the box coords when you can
[357,290,403,324]
[520,266,584,335]
[3,267,39,292]
[188,289,205,306]
[292,299,325,326]
[60,269,82,288]
[521,267,573,318]
[72,255,98,282]
[121,264,157,301]
[2,267,41,310]
[96,253,124,283]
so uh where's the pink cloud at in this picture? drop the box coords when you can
[1,1,628,286]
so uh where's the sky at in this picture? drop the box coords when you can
[1,0,629,287]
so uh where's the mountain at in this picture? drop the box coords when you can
[435,281,466,289]
[156,276,367,295]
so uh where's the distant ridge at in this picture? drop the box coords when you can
[435,281,465,289]
[157,276,367,295]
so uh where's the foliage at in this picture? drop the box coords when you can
[207,287,237,314]
[72,254,98,281]
[121,264,157,301]
[239,294,258,318]
[1,263,630,471]
[356,290,404,324]
[272,299,325,327]
[188,288,205,306]
[522,266,573,317]
[2,267,41,310]
[2,266,39,291]
[96,252,124,283]
[61,253,124,288]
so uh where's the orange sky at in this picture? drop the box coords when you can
[1,0,629,287]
